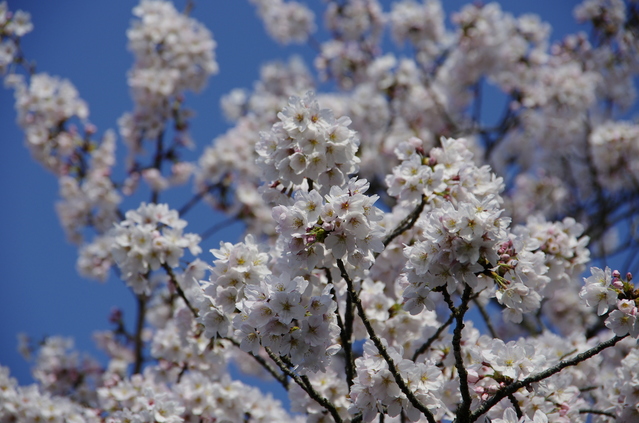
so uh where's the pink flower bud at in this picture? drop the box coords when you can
[467,369,479,384]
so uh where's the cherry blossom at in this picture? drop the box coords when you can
[5,0,639,422]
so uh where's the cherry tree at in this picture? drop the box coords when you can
[2,0,639,422]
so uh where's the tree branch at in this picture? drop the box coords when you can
[264,347,343,423]
[326,267,355,388]
[449,285,473,423]
[337,259,437,423]
[469,335,628,422]
[132,294,148,374]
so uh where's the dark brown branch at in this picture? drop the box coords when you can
[469,335,628,422]
[473,298,497,338]
[162,263,197,317]
[337,259,437,423]
[382,195,427,248]
[132,294,148,374]
[150,130,165,204]
[578,409,616,418]
[223,337,288,389]
[326,268,355,388]
[450,285,473,423]
[507,395,523,419]
[412,313,454,362]
[264,347,343,423]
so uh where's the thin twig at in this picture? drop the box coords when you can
[578,409,616,418]
[200,215,240,241]
[223,337,288,389]
[178,183,222,217]
[382,195,427,248]
[473,298,497,338]
[150,130,165,205]
[162,263,197,317]
[412,313,454,362]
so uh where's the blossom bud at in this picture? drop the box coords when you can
[84,123,97,135]
[109,307,123,324]
[612,270,621,279]
[627,272,633,282]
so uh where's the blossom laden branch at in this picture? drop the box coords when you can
[447,286,473,423]
[264,347,343,423]
[469,335,628,422]
[337,259,437,423]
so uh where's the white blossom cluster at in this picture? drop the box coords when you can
[97,369,295,423]
[580,266,639,337]
[589,120,639,191]
[505,173,569,223]
[8,0,639,422]
[394,138,551,322]
[195,235,270,340]
[387,137,503,206]
[110,203,201,294]
[98,373,185,423]
[520,216,590,289]
[272,178,385,275]
[21,336,102,406]
[0,366,100,423]
[127,0,218,97]
[119,0,218,153]
[235,272,341,373]
[196,58,315,236]
[76,234,116,282]
[452,329,605,422]
[249,0,315,45]
[199,236,340,374]
[0,2,32,73]
[150,316,226,376]
[598,347,639,421]
[56,130,122,244]
[206,235,270,312]
[257,91,361,195]
[324,0,385,43]
[173,372,296,422]
[7,73,89,174]
[389,0,447,65]
[349,340,444,422]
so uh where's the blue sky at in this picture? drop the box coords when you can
[0,0,582,391]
